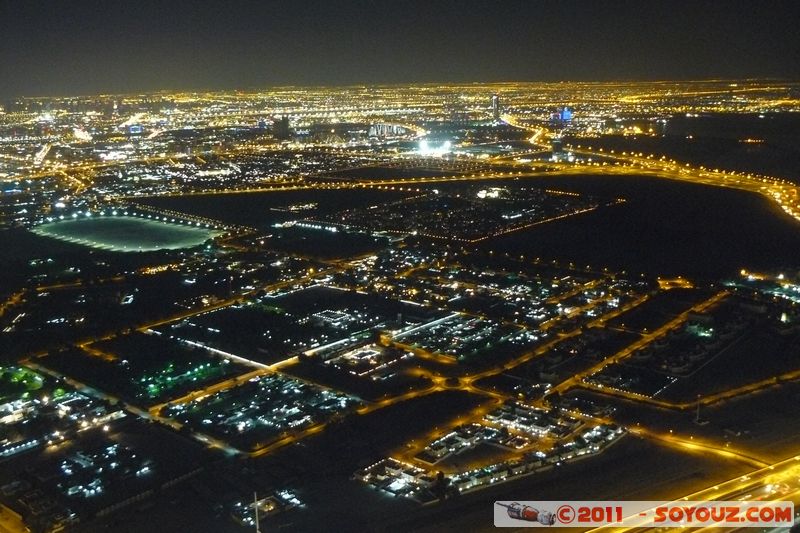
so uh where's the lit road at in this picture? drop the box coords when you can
[349,290,664,469]
[546,290,729,398]
[501,112,800,224]
[578,365,800,413]
[0,507,27,533]
[628,425,769,469]
[0,290,25,318]
[563,146,800,224]
[586,454,800,532]
[500,113,550,148]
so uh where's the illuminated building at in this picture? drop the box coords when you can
[491,93,500,121]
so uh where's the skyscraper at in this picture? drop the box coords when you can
[491,94,500,121]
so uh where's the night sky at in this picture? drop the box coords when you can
[1,0,799,98]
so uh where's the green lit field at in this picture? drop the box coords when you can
[0,366,44,402]
[31,216,221,252]
[40,333,252,407]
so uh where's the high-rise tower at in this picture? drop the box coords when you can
[491,94,500,121]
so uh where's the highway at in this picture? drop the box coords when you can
[563,145,800,224]
[585,453,800,532]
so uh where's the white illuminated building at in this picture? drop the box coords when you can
[417,139,451,156]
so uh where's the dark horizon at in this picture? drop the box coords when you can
[2,0,800,100]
